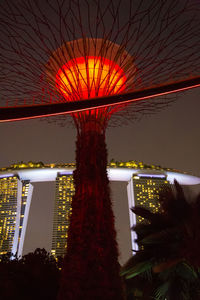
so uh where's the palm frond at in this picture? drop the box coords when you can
[154,281,169,300]
[131,206,160,222]
[175,262,198,281]
[159,181,192,224]
[121,260,153,279]
[123,181,200,299]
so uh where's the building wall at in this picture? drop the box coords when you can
[51,173,170,257]
[17,181,33,257]
[132,175,169,222]
[0,176,20,255]
[127,174,170,250]
[51,173,74,258]
[0,176,33,257]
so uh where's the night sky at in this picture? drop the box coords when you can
[0,88,200,264]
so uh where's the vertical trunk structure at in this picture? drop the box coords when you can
[58,118,123,300]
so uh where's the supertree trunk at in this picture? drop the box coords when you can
[58,119,123,300]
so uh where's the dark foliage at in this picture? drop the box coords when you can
[121,181,200,299]
[0,248,62,300]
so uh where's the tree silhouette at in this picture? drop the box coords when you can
[122,181,200,299]
[0,248,62,300]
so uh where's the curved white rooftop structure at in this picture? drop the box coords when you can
[0,162,200,185]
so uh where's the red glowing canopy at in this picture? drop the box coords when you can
[55,56,126,101]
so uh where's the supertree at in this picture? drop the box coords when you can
[0,1,200,300]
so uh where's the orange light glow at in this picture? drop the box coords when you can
[55,56,126,101]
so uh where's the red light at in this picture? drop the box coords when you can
[55,56,126,101]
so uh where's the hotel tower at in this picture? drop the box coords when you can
[0,174,33,256]
[0,161,199,258]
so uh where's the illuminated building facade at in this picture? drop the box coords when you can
[17,181,33,256]
[0,175,20,256]
[129,175,169,222]
[51,173,74,257]
[127,174,170,250]
[0,161,199,257]
[0,175,33,256]
[51,172,170,257]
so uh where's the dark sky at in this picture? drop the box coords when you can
[0,88,200,264]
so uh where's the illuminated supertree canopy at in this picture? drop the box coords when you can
[0,0,200,122]
[45,37,136,131]
[0,1,200,300]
